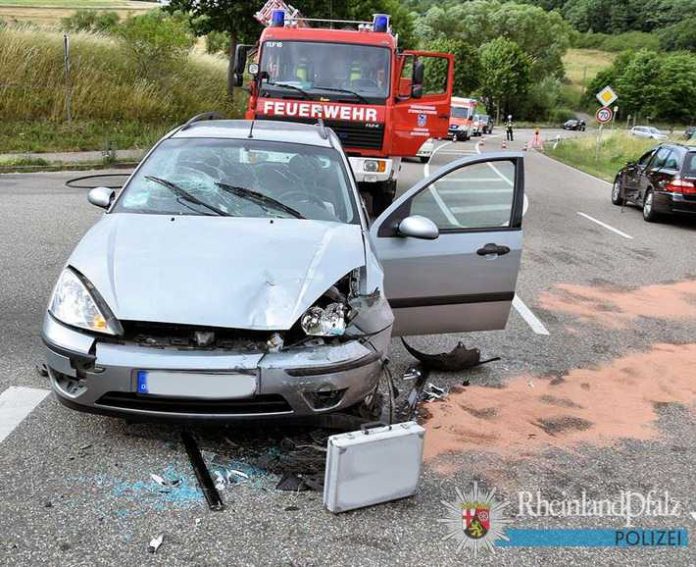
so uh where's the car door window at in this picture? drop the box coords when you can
[664,151,681,170]
[637,150,655,167]
[648,147,672,171]
[406,161,516,230]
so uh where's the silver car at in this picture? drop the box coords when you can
[631,126,668,140]
[42,119,524,421]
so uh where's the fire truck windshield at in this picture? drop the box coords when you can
[260,41,390,103]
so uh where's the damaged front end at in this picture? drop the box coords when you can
[42,269,394,421]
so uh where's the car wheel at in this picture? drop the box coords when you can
[642,189,659,222]
[611,178,624,206]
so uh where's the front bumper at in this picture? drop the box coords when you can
[653,192,696,215]
[348,156,400,184]
[42,313,391,421]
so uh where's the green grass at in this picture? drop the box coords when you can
[0,120,171,153]
[563,48,616,94]
[546,131,657,182]
[0,26,245,152]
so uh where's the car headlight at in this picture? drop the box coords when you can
[49,268,121,335]
[450,124,458,129]
[300,302,346,337]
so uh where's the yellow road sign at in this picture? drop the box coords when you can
[596,86,618,107]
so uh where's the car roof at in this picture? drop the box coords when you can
[171,119,334,148]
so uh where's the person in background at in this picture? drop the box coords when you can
[506,115,514,141]
[531,127,544,151]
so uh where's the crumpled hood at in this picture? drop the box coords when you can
[68,213,365,330]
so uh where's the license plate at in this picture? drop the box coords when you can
[136,370,257,399]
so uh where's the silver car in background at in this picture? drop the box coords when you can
[631,126,668,140]
[42,119,525,421]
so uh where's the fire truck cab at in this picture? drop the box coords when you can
[234,7,454,214]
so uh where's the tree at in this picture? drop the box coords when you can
[478,37,531,121]
[425,38,480,96]
[164,1,262,95]
[414,1,571,79]
[658,17,696,51]
[166,0,415,96]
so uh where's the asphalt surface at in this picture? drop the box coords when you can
[1,128,695,566]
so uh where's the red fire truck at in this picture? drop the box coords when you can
[233,2,454,213]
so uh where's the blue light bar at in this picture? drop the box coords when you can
[373,13,389,32]
[271,9,285,27]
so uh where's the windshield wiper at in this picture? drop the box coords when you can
[262,81,311,100]
[145,175,229,217]
[215,182,305,219]
[310,86,369,104]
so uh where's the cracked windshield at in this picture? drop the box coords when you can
[118,138,358,223]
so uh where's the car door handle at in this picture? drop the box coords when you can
[477,243,510,256]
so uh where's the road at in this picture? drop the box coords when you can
[1,128,695,566]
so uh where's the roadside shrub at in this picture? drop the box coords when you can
[572,31,660,52]
[116,10,196,76]
[206,30,229,55]
[549,107,578,123]
[61,10,120,34]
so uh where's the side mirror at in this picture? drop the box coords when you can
[397,215,439,240]
[412,59,424,86]
[233,44,248,87]
[88,186,115,209]
[411,84,423,99]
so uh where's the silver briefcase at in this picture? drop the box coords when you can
[323,421,425,513]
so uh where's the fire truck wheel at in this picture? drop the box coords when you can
[371,180,397,216]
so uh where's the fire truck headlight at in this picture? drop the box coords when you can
[364,160,386,173]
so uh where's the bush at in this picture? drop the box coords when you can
[549,107,577,123]
[206,30,229,55]
[117,10,196,76]
[61,10,120,33]
[573,31,660,52]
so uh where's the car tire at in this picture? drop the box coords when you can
[611,178,624,206]
[642,189,659,222]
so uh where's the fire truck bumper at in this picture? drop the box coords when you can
[349,157,400,184]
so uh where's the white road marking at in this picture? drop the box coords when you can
[0,386,50,444]
[424,141,461,226]
[513,296,550,336]
[577,212,633,239]
[475,142,545,335]
[436,177,505,184]
[440,187,512,195]
[451,204,511,213]
[475,141,528,215]
[535,150,612,186]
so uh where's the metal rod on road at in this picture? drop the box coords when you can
[181,430,226,511]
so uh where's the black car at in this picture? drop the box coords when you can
[611,143,696,222]
[563,119,586,131]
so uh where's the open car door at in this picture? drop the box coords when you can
[390,51,453,157]
[369,153,524,336]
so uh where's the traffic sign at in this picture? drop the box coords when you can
[595,106,613,124]
[596,85,618,107]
